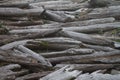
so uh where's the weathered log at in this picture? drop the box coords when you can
[0,28,62,45]
[16,45,52,67]
[83,43,117,52]
[25,37,82,51]
[3,20,43,26]
[0,40,32,50]
[15,71,52,80]
[75,71,120,80]
[63,22,120,33]
[48,50,120,64]
[40,65,81,80]
[0,3,30,8]
[59,30,114,46]
[55,64,120,72]
[0,64,21,70]
[0,64,28,80]
[40,48,94,58]
[30,1,89,11]
[0,7,44,17]
[9,28,60,34]
[79,5,120,20]
[60,17,115,27]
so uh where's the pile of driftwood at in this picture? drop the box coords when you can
[0,0,120,80]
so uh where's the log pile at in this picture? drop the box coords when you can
[0,0,120,80]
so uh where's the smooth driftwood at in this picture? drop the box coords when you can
[30,1,89,11]
[4,20,43,26]
[0,3,30,8]
[43,10,71,22]
[79,5,120,20]
[0,40,32,50]
[16,45,52,67]
[0,7,44,17]
[40,65,81,80]
[15,71,51,80]
[60,17,115,27]
[48,50,120,64]
[75,71,120,80]
[55,64,120,72]
[63,22,120,33]
[59,30,114,46]
[0,64,28,80]
[9,28,60,34]
[0,28,62,45]
[83,43,116,52]
[25,38,82,51]
[40,48,94,58]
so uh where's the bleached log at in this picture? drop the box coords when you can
[31,1,89,11]
[0,40,32,50]
[1,28,62,46]
[0,7,44,17]
[60,17,115,27]
[0,64,21,70]
[16,45,52,67]
[25,37,82,51]
[79,6,120,20]
[0,3,30,8]
[15,71,51,80]
[40,65,81,80]
[9,28,59,34]
[41,48,94,58]
[83,43,116,52]
[75,71,120,80]
[63,22,120,33]
[4,20,43,26]
[55,64,118,72]
[59,30,114,46]
[49,50,120,64]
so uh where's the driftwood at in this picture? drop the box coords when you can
[79,5,120,20]
[59,30,114,46]
[0,28,62,45]
[3,20,43,26]
[15,71,51,80]
[0,7,44,17]
[0,2,30,8]
[16,45,52,67]
[30,1,89,11]
[63,22,120,33]
[48,50,120,64]
[40,65,81,80]
[0,27,8,34]
[55,64,120,72]
[83,43,116,52]
[9,28,60,34]
[40,48,94,58]
[0,64,28,80]
[75,71,120,80]
[60,17,115,27]
[25,37,82,51]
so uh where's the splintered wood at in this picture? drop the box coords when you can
[0,0,120,80]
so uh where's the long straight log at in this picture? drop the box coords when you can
[55,64,120,72]
[59,30,114,46]
[63,22,120,33]
[83,43,116,52]
[0,7,44,17]
[40,48,94,58]
[25,37,82,50]
[0,3,30,8]
[48,50,120,64]
[16,45,52,67]
[0,28,62,45]
[79,6,120,20]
